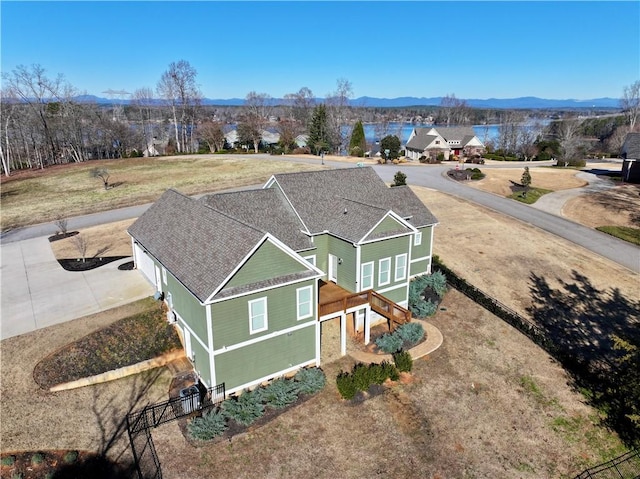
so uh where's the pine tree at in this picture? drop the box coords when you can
[349,120,366,157]
[307,104,331,155]
[521,166,532,198]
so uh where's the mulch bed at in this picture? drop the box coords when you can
[168,374,317,447]
[0,450,132,479]
[57,256,129,271]
[48,231,79,242]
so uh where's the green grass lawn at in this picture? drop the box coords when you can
[596,226,640,246]
[33,298,182,389]
[0,155,323,231]
[509,187,553,204]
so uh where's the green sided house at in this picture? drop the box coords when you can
[128,167,438,395]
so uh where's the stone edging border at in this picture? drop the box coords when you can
[49,350,186,392]
[348,319,443,364]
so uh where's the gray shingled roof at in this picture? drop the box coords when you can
[270,167,438,241]
[622,132,640,159]
[128,189,266,302]
[199,188,313,252]
[406,131,441,151]
[435,126,478,144]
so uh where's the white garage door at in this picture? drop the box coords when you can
[134,243,156,286]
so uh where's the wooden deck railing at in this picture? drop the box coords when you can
[318,290,411,330]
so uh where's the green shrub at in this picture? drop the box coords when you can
[375,332,403,353]
[259,378,299,409]
[396,322,425,345]
[1,455,15,466]
[380,360,400,381]
[63,451,78,464]
[12,473,23,479]
[430,270,448,298]
[393,350,413,372]
[31,452,44,466]
[188,408,228,440]
[336,371,357,400]
[294,367,326,394]
[222,390,265,426]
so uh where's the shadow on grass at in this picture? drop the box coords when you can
[527,270,640,445]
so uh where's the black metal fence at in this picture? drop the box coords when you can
[432,257,556,356]
[126,383,226,479]
[573,449,640,479]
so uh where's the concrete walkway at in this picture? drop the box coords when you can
[349,320,443,364]
[531,171,617,216]
[0,236,153,340]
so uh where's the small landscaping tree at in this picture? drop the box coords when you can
[391,170,407,187]
[349,120,366,157]
[54,215,68,235]
[90,167,110,190]
[72,234,88,263]
[521,166,532,198]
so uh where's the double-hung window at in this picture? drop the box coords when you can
[414,231,422,246]
[249,297,268,334]
[296,286,313,320]
[361,262,374,290]
[378,258,391,286]
[395,254,407,281]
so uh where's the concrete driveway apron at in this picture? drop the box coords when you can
[1,236,153,340]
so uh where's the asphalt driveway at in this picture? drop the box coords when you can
[0,236,153,339]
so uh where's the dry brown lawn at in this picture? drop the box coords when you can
[467,166,588,196]
[3,183,638,478]
[0,155,324,231]
[563,183,640,228]
[49,219,136,259]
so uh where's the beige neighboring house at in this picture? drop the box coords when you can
[405,126,485,161]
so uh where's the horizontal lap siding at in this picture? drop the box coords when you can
[410,259,430,277]
[214,325,316,391]
[366,216,408,240]
[190,339,211,386]
[211,279,316,349]
[223,241,306,290]
[361,236,411,290]
[410,226,434,276]
[165,271,208,343]
[327,235,357,292]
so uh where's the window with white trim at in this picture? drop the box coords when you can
[395,254,407,281]
[303,255,316,266]
[248,297,268,334]
[361,261,374,290]
[296,285,313,320]
[414,231,422,246]
[162,267,167,285]
[378,258,391,286]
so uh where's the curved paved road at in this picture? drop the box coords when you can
[1,155,638,274]
[368,161,639,273]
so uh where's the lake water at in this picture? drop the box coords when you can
[357,121,548,145]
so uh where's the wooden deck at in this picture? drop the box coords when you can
[318,280,411,330]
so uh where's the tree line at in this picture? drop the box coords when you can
[1,60,638,176]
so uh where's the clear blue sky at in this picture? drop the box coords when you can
[2,1,638,101]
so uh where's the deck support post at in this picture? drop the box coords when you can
[364,306,371,345]
[340,312,347,356]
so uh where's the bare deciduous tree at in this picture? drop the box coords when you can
[73,234,88,263]
[326,78,353,154]
[284,87,315,133]
[439,93,469,126]
[620,80,640,131]
[90,167,110,189]
[241,91,272,153]
[156,60,201,153]
[199,120,226,153]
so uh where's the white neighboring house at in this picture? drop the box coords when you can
[405,126,484,161]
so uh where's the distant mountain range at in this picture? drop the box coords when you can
[74,94,620,109]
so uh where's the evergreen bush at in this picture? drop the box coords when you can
[375,332,403,353]
[63,451,78,464]
[188,409,228,440]
[31,453,44,466]
[396,322,425,345]
[222,390,265,426]
[1,456,15,466]
[294,367,326,394]
[380,360,400,381]
[336,371,357,400]
[259,378,299,409]
[430,270,448,298]
[393,350,413,372]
